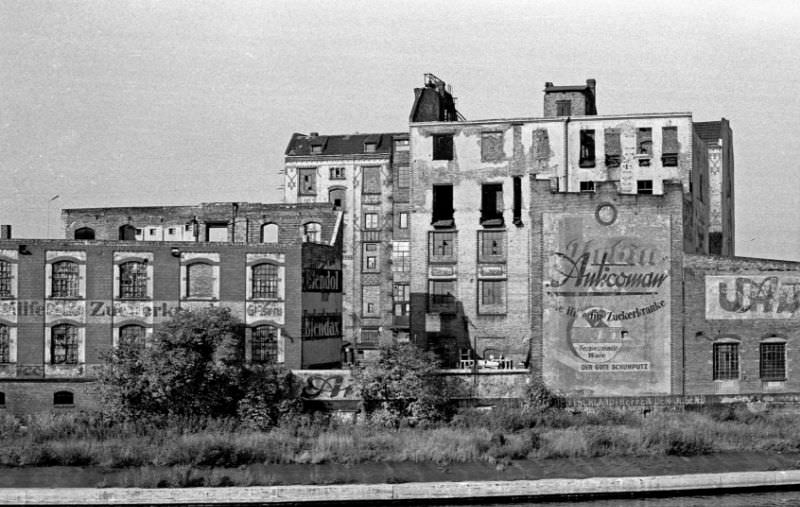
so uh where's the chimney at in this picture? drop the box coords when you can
[544,82,554,90]
[586,79,596,95]
[0,225,10,239]
[310,132,319,137]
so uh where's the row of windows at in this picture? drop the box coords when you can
[0,323,279,365]
[431,181,523,228]
[579,179,654,194]
[428,279,506,315]
[298,166,397,196]
[428,231,507,263]
[713,342,787,381]
[0,391,74,407]
[35,260,280,300]
[73,223,323,244]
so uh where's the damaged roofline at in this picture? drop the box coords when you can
[410,111,693,127]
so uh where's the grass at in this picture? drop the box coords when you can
[2,403,799,475]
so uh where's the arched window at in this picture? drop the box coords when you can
[252,263,278,299]
[53,391,74,406]
[186,262,214,298]
[74,227,95,240]
[119,261,148,299]
[51,261,79,297]
[51,324,78,364]
[261,223,279,243]
[303,222,322,243]
[0,260,11,297]
[0,325,9,363]
[119,224,137,241]
[329,188,346,210]
[252,325,278,363]
[119,324,145,347]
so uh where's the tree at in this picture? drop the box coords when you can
[354,343,462,426]
[99,307,299,424]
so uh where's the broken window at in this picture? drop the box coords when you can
[481,132,504,162]
[393,283,410,320]
[51,261,79,298]
[303,222,322,243]
[604,128,621,168]
[579,130,595,168]
[429,231,456,262]
[362,166,381,194]
[478,230,506,262]
[432,134,453,161]
[428,280,456,313]
[637,180,653,194]
[432,184,454,227]
[580,181,595,193]
[662,127,678,167]
[328,188,346,210]
[513,176,522,226]
[556,100,571,116]
[119,261,148,299]
[481,183,504,227]
[51,324,78,364]
[0,261,12,297]
[362,243,380,272]
[298,168,317,195]
[637,128,652,166]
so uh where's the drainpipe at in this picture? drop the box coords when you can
[563,117,570,192]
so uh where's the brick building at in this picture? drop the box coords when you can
[694,119,735,256]
[0,215,342,414]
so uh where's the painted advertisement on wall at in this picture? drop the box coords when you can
[706,275,800,319]
[542,207,672,396]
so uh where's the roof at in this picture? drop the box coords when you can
[285,132,399,157]
[544,85,591,93]
[693,121,722,144]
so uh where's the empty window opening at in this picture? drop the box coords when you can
[0,392,5,406]
[74,227,95,240]
[205,223,228,242]
[53,391,74,406]
[604,128,621,168]
[481,183,504,226]
[579,130,595,168]
[637,128,652,166]
[432,185,454,227]
[119,224,137,241]
[513,176,522,226]
[432,134,453,161]
[637,180,653,195]
[580,181,595,193]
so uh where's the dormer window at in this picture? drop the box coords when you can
[364,142,377,153]
[311,144,323,155]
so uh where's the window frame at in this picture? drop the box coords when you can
[478,279,507,315]
[398,211,409,230]
[185,262,216,299]
[478,230,506,263]
[760,341,786,381]
[0,260,12,298]
[251,263,280,300]
[363,212,380,230]
[251,325,278,364]
[51,324,79,365]
[362,243,380,273]
[580,181,596,193]
[361,165,381,195]
[329,167,346,180]
[480,183,504,227]
[432,134,454,161]
[0,324,10,363]
[391,241,410,272]
[303,222,322,243]
[392,283,410,317]
[298,168,317,196]
[637,180,654,195]
[118,261,148,300]
[428,279,457,313]
[579,129,596,168]
[51,261,80,298]
[118,324,146,348]
[429,231,456,263]
[713,342,739,381]
[556,100,572,116]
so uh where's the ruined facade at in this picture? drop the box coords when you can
[694,119,735,256]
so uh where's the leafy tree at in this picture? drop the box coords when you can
[99,307,299,425]
[354,343,462,426]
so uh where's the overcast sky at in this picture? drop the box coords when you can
[1,0,798,261]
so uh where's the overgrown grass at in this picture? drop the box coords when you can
[2,403,800,471]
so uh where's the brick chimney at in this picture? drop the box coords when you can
[0,225,11,239]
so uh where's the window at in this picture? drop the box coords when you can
[0,261,11,297]
[579,130,596,168]
[393,283,410,317]
[364,142,377,153]
[329,167,345,180]
[363,213,379,230]
[481,132,504,162]
[429,280,456,313]
[637,128,652,166]
[432,134,453,161]
[429,231,456,261]
[480,183,504,226]
[119,325,145,347]
[186,262,214,298]
[362,166,381,194]
[0,392,4,406]
[397,166,410,189]
[604,128,621,168]
[662,126,679,166]
[362,286,380,317]
[556,100,571,116]
[392,241,410,272]
[74,227,95,240]
[432,185,454,226]
[51,324,78,364]
[398,211,409,229]
[148,228,157,237]
[311,144,323,155]
[167,227,176,235]
[478,280,506,314]
[303,222,322,243]
[51,261,79,298]
[252,263,279,299]
[119,261,148,299]
[119,224,136,240]
[580,181,595,193]
[637,180,653,195]
[252,325,278,364]
[394,138,409,151]
[362,243,379,272]
[298,168,317,195]
[261,223,279,243]
[329,188,346,210]
[760,342,786,381]
[359,328,380,347]
[713,342,739,380]
[0,325,9,363]
[53,391,74,406]
[206,224,228,242]
[478,230,505,262]
[532,129,550,159]
[513,176,522,226]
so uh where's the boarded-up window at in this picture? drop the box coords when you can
[532,129,550,159]
[298,168,317,195]
[556,100,571,116]
[362,166,381,194]
[604,128,621,168]
[186,263,214,298]
[481,132,504,162]
[261,223,279,243]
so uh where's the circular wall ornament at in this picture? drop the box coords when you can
[595,203,617,226]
